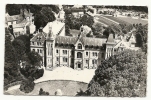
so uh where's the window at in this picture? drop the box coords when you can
[40,49,42,53]
[78,43,82,49]
[33,49,35,52]
[95,53,97,56]
[63,57,67,62]
[63,50,67,54]
[56,57,59,61]
[86,60,88,64]
[93,52,95,56]
[56,49,59,54]
[77,52,82,58]
[102,53,104,58]
[92,60,97,64]
[37,42,39,45]
[86,52,88,56]
[39,42,41,45]
[32,42,34,45]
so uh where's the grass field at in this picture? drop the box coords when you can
[103,16,130,25]
[97,16,118,26]
[4,80,88,96]
[117,17,148,25]
[97,15,148,26]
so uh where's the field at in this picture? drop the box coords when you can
[103,15,130,25]
[116,17,148,25]
[96,16,118,26]
[96,15,148,26]
[4,80,88,96]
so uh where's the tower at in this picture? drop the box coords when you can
[45,24,55,69]
[105,34,115,59]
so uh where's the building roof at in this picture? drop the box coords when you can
[107,34,114,43]
[81,37,107,46]
[55,36,78,45]
[55,36,107,46]
[30,32,46,42]
[43,21,65,36]
[6,15,22,22]
[13,22,26,28]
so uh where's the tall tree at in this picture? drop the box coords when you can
[86,50,147,97]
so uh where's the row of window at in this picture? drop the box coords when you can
[56,57,97,64]
[56,49,98,57]
[56,49,75,55]
[86,59,97,64]
[31,42,43,46]
[86,52,98,57]
[32,49,42,53]
[56,57,68,62]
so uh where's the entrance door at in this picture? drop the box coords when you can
[78,63,81,68]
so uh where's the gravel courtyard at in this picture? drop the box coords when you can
[35,67,96,84]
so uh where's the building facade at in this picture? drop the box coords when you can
[30,24,138,70]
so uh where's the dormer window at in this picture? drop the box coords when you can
[78,43,82,49]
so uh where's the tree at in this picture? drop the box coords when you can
[12,39,26,62]
[80,14,94,28]
[15,35,30,53]
[92,23,104,35]
[4,28,20,86]
[35,7,56,29]
[86,50,147,97]
[27,51,43,67]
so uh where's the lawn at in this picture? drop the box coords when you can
[116,17,148,25]
[97,16,119,26]
[103,15,130,25]
[4,80,88,96]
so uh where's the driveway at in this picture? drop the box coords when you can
[35,67,96,84]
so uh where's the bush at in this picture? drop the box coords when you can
[87,50,147,97]
[20,67,44,80]
[19,79,35,93]
[39,88,49,95]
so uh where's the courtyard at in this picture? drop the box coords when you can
[5,67,96,95]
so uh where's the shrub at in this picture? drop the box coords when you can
[19,79,35,93]
[39,88,49,95]
[20,67,44,80]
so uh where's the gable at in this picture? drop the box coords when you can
[114,40,130,49]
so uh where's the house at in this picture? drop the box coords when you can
[5,9,36,38]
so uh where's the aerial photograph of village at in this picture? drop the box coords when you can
[4,4,148,96]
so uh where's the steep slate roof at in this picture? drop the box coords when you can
[81,37,107,46]
[55,36,107,46]
[30,32,46,42]
[55,36,78,45]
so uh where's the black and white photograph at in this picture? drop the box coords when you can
[2,1,149,98]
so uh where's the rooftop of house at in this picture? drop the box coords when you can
[30,32,46,42]
[43,21,65,36]
[5,9,33,22]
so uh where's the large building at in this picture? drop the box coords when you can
[30,23,138,70]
